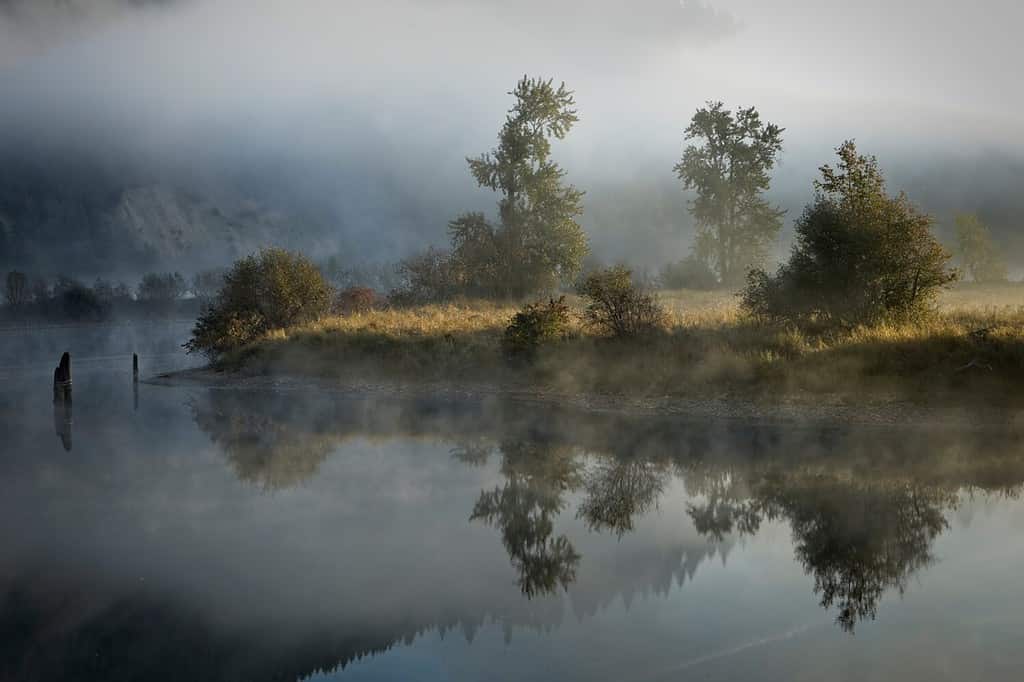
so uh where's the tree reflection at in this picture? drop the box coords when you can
[687,467,953,632]
[189,388,1021,634]
[683,469,766,542]
[772,478,950,632]
[190,393,337,489]
[470,439,582,598]
[577,458,668,537]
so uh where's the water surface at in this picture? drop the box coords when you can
[2,326,1024,681]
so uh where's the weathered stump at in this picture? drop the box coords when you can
[53,352,72,403]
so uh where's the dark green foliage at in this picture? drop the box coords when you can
[658,255,718,290]
[578,266,666,337]
[186,248,333,357]
[675,102,785,287]
[743,141,957,324]
[389,247,460,305]
[502,296,572,359]
[449,76,588,299]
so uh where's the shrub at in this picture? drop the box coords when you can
[743,141,956,325]
[659,255,719,290]
[335,286,378,314]
[503,296,572,358]
[578,266,666,337]
[186,248,333,357]
[388,247,461,305]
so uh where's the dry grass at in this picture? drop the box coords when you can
[223,283,1024,404]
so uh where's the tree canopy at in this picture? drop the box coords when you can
[675,102,785,287]
[449,76,588,299]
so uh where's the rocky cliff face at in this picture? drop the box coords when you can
[108,184,294,265]
[0,162,333,277]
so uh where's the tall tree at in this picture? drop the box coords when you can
[450,76,588,299]
[954,212,1006,283]
[675,102,785,286]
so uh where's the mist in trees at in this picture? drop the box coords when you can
[674,102,785,287]
[393,76,588,302]
[955,213,1007,283]
[1,269,207,323]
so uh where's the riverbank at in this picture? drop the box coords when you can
[185,285,1024,409]
[152,366,1024,430]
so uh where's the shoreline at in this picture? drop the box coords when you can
[150,367,1024,431]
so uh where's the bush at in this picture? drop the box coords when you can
[389,247,461,305]
[578,266,666,337]
[503,296,572,358]
[743,141,956,325]
[186,248,333,357]
[335,286,379,314]
[659,255,719,290]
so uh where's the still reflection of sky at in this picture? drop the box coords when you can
[2,331,1024,681]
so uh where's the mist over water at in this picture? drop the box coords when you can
[3,329,1024,680]
[4,4,1024,680]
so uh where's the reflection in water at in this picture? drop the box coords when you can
[470,439,583,597]
[686,470,951,631]
[578,458,669,537]
[6,384,1024,681]
[52,400,72,451]
[188,389,1024,634]
[190,391,338,489]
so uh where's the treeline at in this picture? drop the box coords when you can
[371,76,1008,308]
[1,269,225,324]
[181,75,1022,359]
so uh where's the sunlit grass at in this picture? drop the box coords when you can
[223,283,1024,403]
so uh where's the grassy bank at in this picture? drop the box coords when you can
[216,284,1024,404]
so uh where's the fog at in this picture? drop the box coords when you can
[2,0,1023,277]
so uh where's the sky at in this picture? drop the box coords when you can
[1,0,1023,270]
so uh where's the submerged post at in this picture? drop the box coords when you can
[133,353,139,382]
[53,352,72,404]
[54,400,73,451]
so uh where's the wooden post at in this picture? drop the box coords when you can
[133,353,139,382]
[53,352,72,403]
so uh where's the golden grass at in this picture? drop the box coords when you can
[224,283,1024,404]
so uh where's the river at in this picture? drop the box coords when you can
[1,323,1023,681]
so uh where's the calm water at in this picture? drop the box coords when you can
[2,326,1024,681]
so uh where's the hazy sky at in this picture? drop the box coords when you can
[2,0,1023,269]
[3,0,1022,156]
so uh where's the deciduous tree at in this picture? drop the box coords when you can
[450,76,588,298]
[675,102,784,286]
